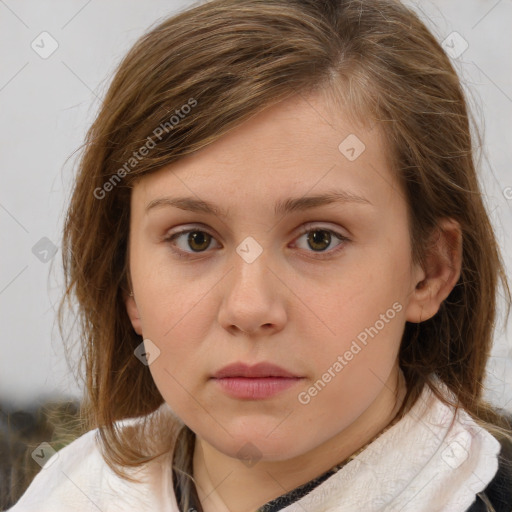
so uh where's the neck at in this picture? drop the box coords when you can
[193,366,407,512]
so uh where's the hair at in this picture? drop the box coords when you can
[57,0,512,510]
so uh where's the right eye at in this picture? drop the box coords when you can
[163,227,221,258]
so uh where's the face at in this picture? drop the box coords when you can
[125,91,425,461]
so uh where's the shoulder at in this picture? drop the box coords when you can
[6,429,110,512]
[7,403,183,512]
[466,412,512,512]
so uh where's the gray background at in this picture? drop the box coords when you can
[1,0,511,410]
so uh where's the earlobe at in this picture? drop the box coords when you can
[405,218,462,324]
[125,292,143,335]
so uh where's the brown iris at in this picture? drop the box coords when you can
[187,231,212,252]
[306,229,331,251]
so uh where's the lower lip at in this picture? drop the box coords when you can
[212,377,303,399]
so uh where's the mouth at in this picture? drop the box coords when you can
[211,361,304,400]
[211,361,301,379]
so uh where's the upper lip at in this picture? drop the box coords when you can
[212,362,300,379]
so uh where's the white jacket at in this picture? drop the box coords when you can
[7,382,501,512]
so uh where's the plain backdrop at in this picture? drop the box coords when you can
[1,0,511,411]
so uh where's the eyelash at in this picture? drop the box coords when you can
[163,224,350,260]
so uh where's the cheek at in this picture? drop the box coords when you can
[306,265,405,344]
[138,297,207,376]
[134,262,216,339]
[296,267,406,394]
[295,302,404,432]
[147,357,214,437]
[143,321,208,420]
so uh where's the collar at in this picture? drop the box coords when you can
[274,381,501,512]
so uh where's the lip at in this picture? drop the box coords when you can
[211,362,303,400]
[211,362,300,379]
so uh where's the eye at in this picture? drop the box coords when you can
[292,225,349,259]
[164,227,219,258]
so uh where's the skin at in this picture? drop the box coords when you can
[125,90,462,512]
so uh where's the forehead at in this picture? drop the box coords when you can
[132,91,401,213]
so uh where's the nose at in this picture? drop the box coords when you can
[217,247,287,336]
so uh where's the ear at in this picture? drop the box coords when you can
[125,292,143,335]
[405,218,462,324]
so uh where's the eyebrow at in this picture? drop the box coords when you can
[145,189,372,218]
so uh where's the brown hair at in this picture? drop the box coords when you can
[57,0,512,509]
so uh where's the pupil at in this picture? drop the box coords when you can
[308,230,330,251]
[189,231,210,251]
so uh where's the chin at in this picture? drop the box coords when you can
[199,426,307,463]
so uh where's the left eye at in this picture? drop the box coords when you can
[293,226,349,255]
[165,229,219,255]
[164,225,349,258]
